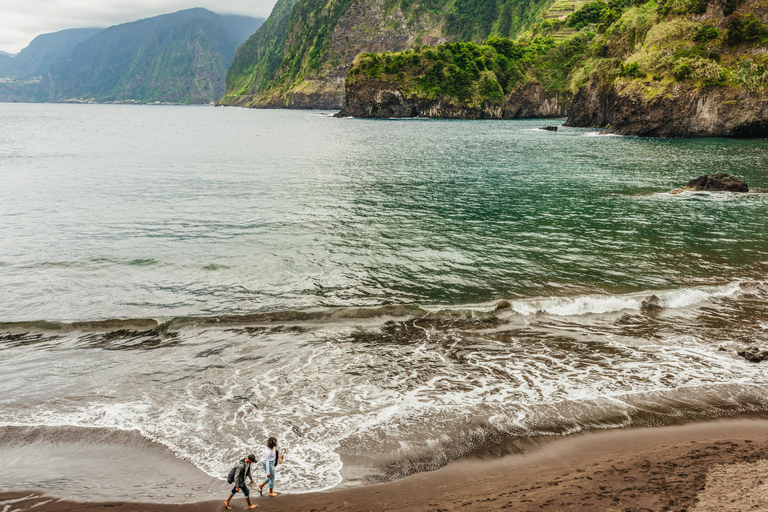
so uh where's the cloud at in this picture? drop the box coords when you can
[0,0,277,53]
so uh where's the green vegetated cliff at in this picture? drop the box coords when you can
[219,0,553,108]
[337,36,586,117]
[565,0,768,135]
[340,0,768,136]
[0,9,263,104]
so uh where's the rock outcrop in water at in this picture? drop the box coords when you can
[738,347,768,362]
[685,174,749,192]
[670,174,750,193]
[640,295,663,313]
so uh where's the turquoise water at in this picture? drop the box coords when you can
[1,103,767,321]
[1,103,768,499]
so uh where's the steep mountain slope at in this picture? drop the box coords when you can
[0,52,14,73]
[0,28,102,79]
[220,0,552,108]
[40,9,263,104]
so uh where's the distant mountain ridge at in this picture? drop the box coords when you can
[0,8,264,104]
[0,28,102,79]
[0,51,16,69]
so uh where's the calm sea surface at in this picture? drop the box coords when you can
[1,103,767,500]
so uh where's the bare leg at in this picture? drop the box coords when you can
[246,497,258,509]
[224,493,234,509]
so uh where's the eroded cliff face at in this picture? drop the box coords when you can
[566,80,768,137]
[338,79,568,118]
[561,0,768,137]
[221,0,448,109]
[221,0,554,109]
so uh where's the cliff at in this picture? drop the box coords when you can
[45,9,263,104]
[567,80,768,137]
[339,79,567,118]
[564,0,768,136]
[336,38,578,117]
[341,0,768,136]
[220,0,553,109]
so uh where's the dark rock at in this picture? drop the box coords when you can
[640,295,663,313]
[495,300,512,311]
[566,81,768,138]
[541,126,558,132]
[737,347,768,363]
[337,81,569,119]
[685,174,748,193]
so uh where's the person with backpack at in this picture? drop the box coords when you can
[224,454,257,510]
[258,437,281,497]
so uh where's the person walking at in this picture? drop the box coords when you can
[225,454,258,510]
[258,437,279,497]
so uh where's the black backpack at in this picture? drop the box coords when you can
[227,461,245,484]
[226,465,238,484]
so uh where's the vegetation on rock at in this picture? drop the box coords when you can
[347,35,591,109]
[341,0,768,133]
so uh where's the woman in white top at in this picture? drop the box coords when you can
[258,436,279,496]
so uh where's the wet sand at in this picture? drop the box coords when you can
[3,417,768,511]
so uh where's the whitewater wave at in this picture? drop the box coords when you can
[0,280,762,334]
[498,281,746,316]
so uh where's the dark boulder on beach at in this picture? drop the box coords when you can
[685,174,749,193]
[737,347,768,363]
[495,300,512,311]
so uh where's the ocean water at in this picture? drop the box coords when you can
[1,103,768,501]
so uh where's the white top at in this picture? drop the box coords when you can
[264,447,276,468]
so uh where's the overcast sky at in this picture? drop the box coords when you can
[0,1,278,53]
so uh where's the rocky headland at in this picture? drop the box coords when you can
[334,0,768,137]
[336,37,581,119]
[567,81,768,137]
[337,78,567,119]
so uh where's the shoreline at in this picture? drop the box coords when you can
[3,416,768,511]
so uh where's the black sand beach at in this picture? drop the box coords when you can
[3,417,768,511]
